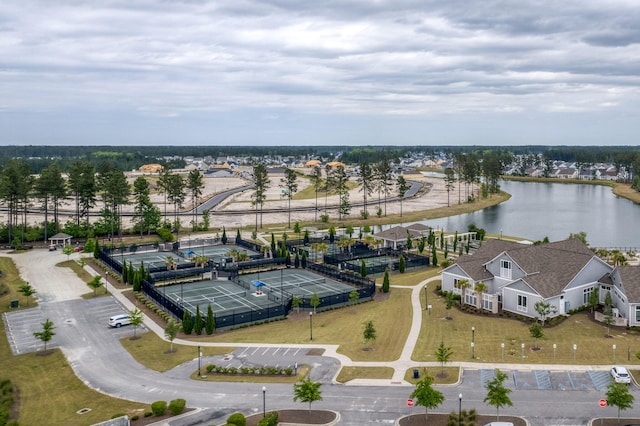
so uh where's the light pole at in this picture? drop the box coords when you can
[471,326,475,359]
[458,393,462,426]
[521,342,525,359]
[553,343,557,362]
[424,284,428,310]
[613,344,616,363]
[198,345,201,377]
[501,342,505,362]
[309,311,313,341]
[573,344,577,363]
[262,386,266,417]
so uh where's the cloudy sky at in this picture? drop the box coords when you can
[2,0,640,147]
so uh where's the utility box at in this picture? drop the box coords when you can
[10,299,19,308]
[413,369,419,379]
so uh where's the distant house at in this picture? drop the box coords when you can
[138,163,163,173]
[441,239,615,319]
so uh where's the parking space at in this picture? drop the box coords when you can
[3,297,139,355]
[464,369,616,392]
[3,306,52,355]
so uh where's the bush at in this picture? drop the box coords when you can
[168,398,186,415]
[226,412,246,426]
[151,400,167,416]
[144,412,153,418]
[257,411,279,426]
[131,415,139,421]
[157,228,174,242]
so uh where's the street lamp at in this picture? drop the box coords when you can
[458,393,462,426]
[501,342,505,362]
[573,344,577,363]
[521,342,525,359]
[553,343,557,362]
[198,345,201,377]
[424,284,428,310]
[613,344,617,363]
[262,386,266,417]
[309,311,313,341]
[471,327,475,359]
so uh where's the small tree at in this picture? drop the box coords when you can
[310,293,320,314]
[588,287,599,313]
[292,296,302,313]
[411,375,445,422]
[484,369,513,421]
[86,276,103,296]
[381,268,390,293]
[360,259,367,277]
[435,341,453,377]
[431,245,438,267]
[534,300,556,326]
[362,320,376,348]
[205,304,215,335]
[606,381,634,423]
[398,255,406,273]
[294,251,300,268]
[444,292,455,320]
[62,244,75,259]
[604,291,614,337]
[293,378,322,410]
[221,227,228,244]
[33,318,55,353]
[301,250,307,268]
[182,310,193,335]
[529,322,543,349]
[194,305,203,335]
[349,289,359,305]
[129,307,144,339]
[164,319,180,353]
[18,282,37,307]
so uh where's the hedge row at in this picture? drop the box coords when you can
[134,291,173,323]
[206,364,294,376]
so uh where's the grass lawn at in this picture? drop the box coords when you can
[0,257,148,425]
[335,366,394,383]
[187,289,413,362]
[403,367,459,385]
[0,257,29,309]
[120,332,235,372]
[379,267,442,287]
[414,285,640,366]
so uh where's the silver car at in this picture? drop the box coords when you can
[108,314,131,328]
[610,366,632,384]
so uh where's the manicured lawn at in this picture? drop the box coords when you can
[336,366,394,383]
[195,289,413,362]
[403,367,459,385]
[120,332,235,372]
[413,285,640,366]
[0,257,30,310]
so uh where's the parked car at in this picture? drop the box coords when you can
[108,314,131,328]
[610,366,632,384]
[484,423,514,426]
[74,245,84,252]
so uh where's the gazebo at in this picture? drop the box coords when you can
[49,233,72,247]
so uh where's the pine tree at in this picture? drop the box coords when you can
[382,268,390,293]
[205,304,215,335]
[399,255,406,273]
[194,305,203,335]
[121,261,128,284]
[182,310,193,335]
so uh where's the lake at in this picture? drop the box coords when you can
[406,180,640,248]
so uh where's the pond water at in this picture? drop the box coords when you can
[403,180,640,248]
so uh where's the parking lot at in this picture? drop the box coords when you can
[463,368,618,391]
[3,296,140,355]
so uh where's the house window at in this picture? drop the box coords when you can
[500,260,512,279]
[635,306,640,323]
[583,287,593,304]
[517,294,527,312]
[483,293,492,310]
[453,279,461,295]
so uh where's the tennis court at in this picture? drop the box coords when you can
[161,280,277,314]
[179,244,261,261]
[239,269,354,299]
[113,251,192,270]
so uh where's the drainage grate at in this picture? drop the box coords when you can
[76,408,92,414]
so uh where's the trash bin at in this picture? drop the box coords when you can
[413,369,419,379]
[10,299,19,309]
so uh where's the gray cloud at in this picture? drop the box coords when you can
[1,0,640,145]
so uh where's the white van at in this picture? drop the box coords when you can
[108,314,131,328]
[484,423,514,426]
